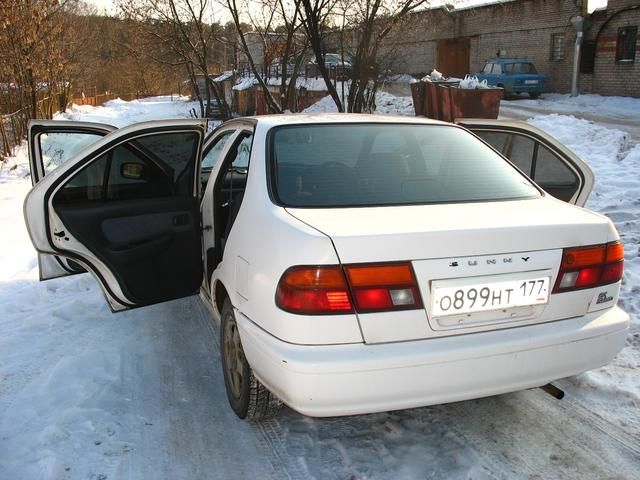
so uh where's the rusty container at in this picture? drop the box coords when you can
[409,81,425,116]
[448,86,503,119]
[412,80,503,121]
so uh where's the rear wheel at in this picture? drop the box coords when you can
[220,299,282,420]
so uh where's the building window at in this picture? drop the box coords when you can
[616,26,638,62]
[551,34,565,61]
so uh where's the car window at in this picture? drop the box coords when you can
[482,63,493,74]
[508,134,535,176]
[468,131,535,177]
[202,130,234,170]
[272,124,539,207]
[492,63,502,74]
[534,145,577,185]
[232,134,252,169]
[54,132,199,203]
[475,131,509,154]
[512,63,537,74]
[39,132,105,175]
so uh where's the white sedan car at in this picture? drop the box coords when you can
[24,114,628,419]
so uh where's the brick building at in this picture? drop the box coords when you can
[376,0,639,97]
[582,0,640,97]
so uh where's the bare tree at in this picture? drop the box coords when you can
[119,0,232,118]
[300,0,344,111]
[225,0,284,113]
[0,0,69,119]
[345,0,427,112]
[300,0,427,112]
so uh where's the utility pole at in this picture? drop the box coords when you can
[570,15,584,97]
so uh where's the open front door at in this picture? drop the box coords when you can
[24,119,206,311]
[28,120,117,280]
[459,119,594,206]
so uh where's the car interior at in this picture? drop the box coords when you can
[211,132,253,270]
[473,129,580,202]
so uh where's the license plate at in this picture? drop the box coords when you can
[431,276,550,317]
[525,80,539,84]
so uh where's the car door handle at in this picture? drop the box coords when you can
[172,213,190,226]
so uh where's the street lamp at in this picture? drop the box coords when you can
[570,15,584,97]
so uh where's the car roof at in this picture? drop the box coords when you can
[246,113,450,128]
[487,58,531,63]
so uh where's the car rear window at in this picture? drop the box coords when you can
[271,124,539,207]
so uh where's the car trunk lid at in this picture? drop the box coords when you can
[286,197,617,343]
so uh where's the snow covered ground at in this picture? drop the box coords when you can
[1,94,639,479]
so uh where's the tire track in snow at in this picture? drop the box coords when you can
[194,295,304,479]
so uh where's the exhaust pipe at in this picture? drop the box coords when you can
[540,383,565,399]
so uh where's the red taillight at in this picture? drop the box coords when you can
[344,263,422,312]
[276,266,353,314]
[553,241,624,293]
[275,262,423,314]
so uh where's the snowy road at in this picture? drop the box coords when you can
[1,286,639,479]
[1,95,639,479]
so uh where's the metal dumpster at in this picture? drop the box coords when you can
[411,80,503,121]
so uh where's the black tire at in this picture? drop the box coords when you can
[498,84,512,99]
[220,299,282,420]
[529,92,540,99]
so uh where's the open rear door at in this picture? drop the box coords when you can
[459,119,594,207]
[28,120,116,280]
[24,119,206,311]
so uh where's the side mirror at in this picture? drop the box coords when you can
[120,162,146,180]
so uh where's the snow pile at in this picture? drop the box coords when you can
[458,75,490,89]
[527,113,640,427]
[303,88,414,116]
[506,93,640,120]
[212,71,234,82]
[388,73,415,83]
[232,77,257,91]
[60,95,198,127]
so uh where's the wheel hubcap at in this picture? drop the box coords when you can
[224,318,244,399]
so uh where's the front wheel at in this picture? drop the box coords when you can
[220,299,282,420]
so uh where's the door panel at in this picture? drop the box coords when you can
[54,197,201,305]
[459,120,594,206]
[24,120,206,311]
[28,121,116,280]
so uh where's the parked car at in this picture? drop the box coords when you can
[307,53,352,78]
[24,115,628,420]
[268,55,302,77]
[474,58,547,98]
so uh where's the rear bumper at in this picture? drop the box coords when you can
[237,306,629,417]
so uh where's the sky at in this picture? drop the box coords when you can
[84,0,608,16]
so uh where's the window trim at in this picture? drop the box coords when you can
[616,26,638,63]
[550,33,566,61]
